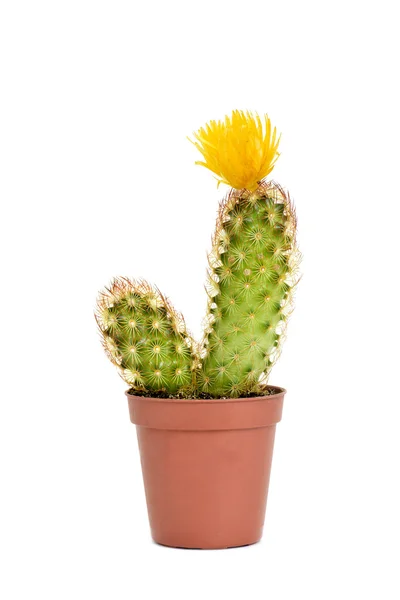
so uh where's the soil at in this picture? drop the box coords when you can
[126,387,278,400]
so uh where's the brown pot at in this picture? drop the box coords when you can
[126,386,285,549]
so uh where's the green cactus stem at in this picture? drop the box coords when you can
[96,278,197,396]
[198,181,300,397]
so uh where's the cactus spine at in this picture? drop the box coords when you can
[96,278,196,396]
[96,110,300,398]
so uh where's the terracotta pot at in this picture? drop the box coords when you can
[126,386,285,549]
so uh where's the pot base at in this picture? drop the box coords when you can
[153,537,261,550]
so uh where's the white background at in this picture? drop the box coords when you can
[1,1,399,598]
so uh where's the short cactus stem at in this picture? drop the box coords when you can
[96,278,196,396]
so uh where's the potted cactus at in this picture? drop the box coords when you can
[95,110,300,549]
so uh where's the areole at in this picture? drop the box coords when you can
[127,386,285,549]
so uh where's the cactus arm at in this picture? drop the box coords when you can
[96,277,198,396]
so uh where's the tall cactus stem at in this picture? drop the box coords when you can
[199,180,300,397]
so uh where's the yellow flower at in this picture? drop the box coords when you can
[189,110,281,191]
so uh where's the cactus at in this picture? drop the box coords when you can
[96,110,300,398]
[198,181,298,397]
[95,278,197,396]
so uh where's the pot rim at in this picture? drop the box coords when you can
[126,385,286,430]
